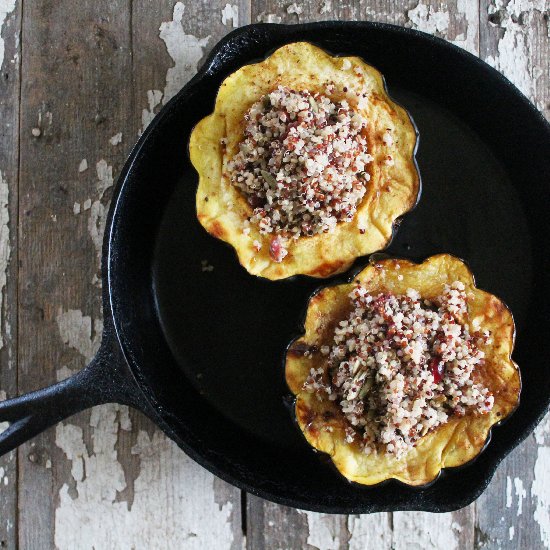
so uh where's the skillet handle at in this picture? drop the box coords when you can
[0,340,146,457]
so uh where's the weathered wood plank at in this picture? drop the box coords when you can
[247,2,478,548]
[80,2,250,548]
[0,0,20,547]
[18,1,249,548]
[475,2,549,549]
[247,501,319,550]
[17,1,134,548]
[480,0,549,120]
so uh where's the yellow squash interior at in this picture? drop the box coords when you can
[285,254,520,486]
[189,42,420,280]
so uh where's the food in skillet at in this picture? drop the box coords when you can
[189,42,420,280]
[285,254,520,486]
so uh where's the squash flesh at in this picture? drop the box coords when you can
[285,254,520,486]
[189,42,420,280]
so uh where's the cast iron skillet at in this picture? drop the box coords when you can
[1,22,549,514]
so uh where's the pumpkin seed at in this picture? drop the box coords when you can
[358,376,374,399]
[260,170,277,186]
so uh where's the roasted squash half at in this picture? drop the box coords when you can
[285,254,520,486]
[189,42,420,280]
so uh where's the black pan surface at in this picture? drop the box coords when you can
[107,22,550,513]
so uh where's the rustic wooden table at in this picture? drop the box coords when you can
[0,1,548,548]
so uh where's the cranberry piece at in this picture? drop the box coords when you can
[269,237,288,263]
[430,357,445,383]
[248,194,264,209]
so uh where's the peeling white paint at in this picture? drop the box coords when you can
[0,171,10,351]
[348,514,393,549]
[83,198,91,210]
[0,390,8,433]
[319,0,332,15]
[138,3,210,136]
[486,19,532,99]
[256,12,283,23]
[451,521,462,533]
[55,416,236,549]
[451,0,478,54]
[221,3,238,28]
[533,414,550,548]
[486,0,546,101]
[503,474,528,533]
[73,202,80,215]
[535,414,550,445]
[78,158,88,173]
[392,512,460,550]
[533,446,550,548]
[55,406,127,539]
[509,525,515,540]
[36,108,53,135]
[141,89,163,134]
[95,159,114,199]
[109,132,122,146]
[88,160,114,266]
[506,0,547,18]
[9,23,16,68]
[287,3,303,16]
[159,2,210,105]
[56,365,73,382]
[302,512,342,550]
[56,309,102,362]
[0,0,16,69]
[514,477,526,516]
[407,2,449,35]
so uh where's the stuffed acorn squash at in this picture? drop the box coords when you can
[189,42,420,280]
[285,254,520,486]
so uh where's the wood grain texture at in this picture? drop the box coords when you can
[0,1,20,548]
[0,0,547,548]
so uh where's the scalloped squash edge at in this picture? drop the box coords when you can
[189,41,420,280]
[285,254,521,486]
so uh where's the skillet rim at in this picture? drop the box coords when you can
[105,20,550,513]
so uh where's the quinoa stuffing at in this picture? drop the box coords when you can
[303,281,494,457]
[228,86,373,261]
